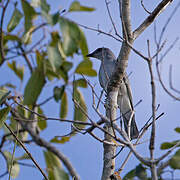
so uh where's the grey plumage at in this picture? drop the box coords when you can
[87,47,139,139]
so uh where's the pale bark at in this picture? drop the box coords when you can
[101,0,174,179]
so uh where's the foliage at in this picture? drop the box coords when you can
[123,128,180,179]
[0,0,179,179]
[0,0,95,179]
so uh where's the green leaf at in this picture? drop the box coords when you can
[175,127,180,133]
[50,12,60,25]
[45,59,61,81]
[61,61,73,72]
[57,61,73,83]
[9,163,20,178]
[7,7,23,32]
[75,60,97,76]
[74,79,87,88]
[160,141,179,150]
[40,0,50,14]
[50,136,70,144]
[123,169,136,180]
[135,164,148,180]
[44,151,69,180]
[31,0,41,7]
[58,68,68,83]
[7,61,24,81]
[69,1,95,12]
[4,151,20,179]
[170,149,180,169]
[50,32,60,48]
[59,17,88,57]
[15,153,30,161]
[24,68,46,105]
[53,167,69,180]
[78,28,89,58]
[37,107,47,131]
[47,45,63,72]
[43,150,61,170]
[21,0,37,32]
[3,83,16,89]
[0,89,11,105]
[0,107,11,128]
[36,50,45,70]
[39,0,59,25]
[73,88,87,130]
[53,86,65,102]
[22,29,34,44]
[4,34,21,42]
[60,92,68,118]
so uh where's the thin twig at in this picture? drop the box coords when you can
[118,149,132,173]
[105,0,123,40]
[37,96,54,106]
[14,117,92,126]
[158,37,179,63]
[97,90,104,109]
[133,0,173,39]
[20,47,33,73]
[8,123,19,180]
[79,23,149,61]
[158,1,180,46]
[147,40,157,179]
[169,65,180,94]
[0,129,26,149]
[82,74,105,107]
[0,0,10,65]
[140,0,151,14]
[4,122,48,180]
[78,23,122,42]
[156,140,180,164]
[0,150,9,178]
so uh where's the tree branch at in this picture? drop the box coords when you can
[9,106,80,180]
[133,0,173,39]
[147,40,158,180]
[0,0,10,66]
[4,122,48,180]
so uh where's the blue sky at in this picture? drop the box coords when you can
[0,0,180,179]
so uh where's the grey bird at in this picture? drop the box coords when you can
[87,47,139,139]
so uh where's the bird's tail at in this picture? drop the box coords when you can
[123,113,139,140]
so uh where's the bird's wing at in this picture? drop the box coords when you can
[123,74,134,111]
[98,70,105,90]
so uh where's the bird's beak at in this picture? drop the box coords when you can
[86,53,93,57]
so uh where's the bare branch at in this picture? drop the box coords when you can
[0,0,10,66]
[78,23,122,42]
[133,0,173,39]
[19,47,33,73]
[4,122,48,180]
[147,41,156,157]
[147,40,158,179]
[36,96,54,106]
[169,65,180,94]
[105,0,123,40]
[7,102,81,179]
[156,57,180,101]
[140,0,151,14]
[158,1,180,45]
[156,140,180,164]
[118,0,132,40]
[157,158,171,175]
[117,149,132,173]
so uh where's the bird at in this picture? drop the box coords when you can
[87,47,139,139]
